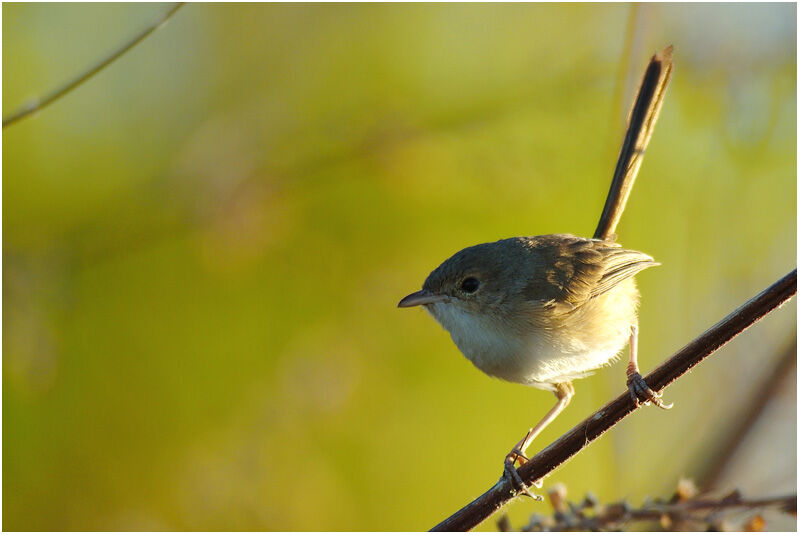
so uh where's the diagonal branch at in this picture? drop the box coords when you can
[3,2,185,129]
[431,268,797,532]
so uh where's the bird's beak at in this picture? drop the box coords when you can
[397,289,447,308]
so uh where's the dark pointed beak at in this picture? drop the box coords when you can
[397,289,447,308]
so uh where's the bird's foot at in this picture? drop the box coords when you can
[503,449,543,500]
[626,371,673,409]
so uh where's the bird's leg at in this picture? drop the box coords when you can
[626,325,673,409]
[503,381,574,499]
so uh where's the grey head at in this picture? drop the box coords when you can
[397,237,545,315]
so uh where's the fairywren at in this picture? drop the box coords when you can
[398,46,674,496]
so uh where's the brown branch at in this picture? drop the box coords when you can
[2,3,185,129]
[431,269,797,531]
[506,484,796,531]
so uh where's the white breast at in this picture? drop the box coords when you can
[426,302,525,380]
[426,296,632,389]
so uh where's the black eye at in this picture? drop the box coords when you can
[460,277,480,293]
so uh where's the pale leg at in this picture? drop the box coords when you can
[506,382,575,465]
[503,382,574,499]
[626,324,672,409]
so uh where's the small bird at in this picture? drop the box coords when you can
[398,46,674,496]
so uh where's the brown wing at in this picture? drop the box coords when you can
[523,234,658,310]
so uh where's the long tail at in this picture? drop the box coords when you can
[594,46,674,242]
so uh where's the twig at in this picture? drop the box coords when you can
[699,335,797,490]
[431,269,796,531]
[607,4,639,154]
[2,2,185,129]
[510,483,796,531]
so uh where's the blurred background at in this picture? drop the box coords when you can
[3,3,796,531]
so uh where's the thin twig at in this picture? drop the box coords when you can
[607,4,639,153]
[633,494,797,516]
[699,335,797,490]
[3,2,185,129]
[431,269,796,531]
[514,486,796,531]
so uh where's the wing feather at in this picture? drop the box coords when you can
[522,235,657,310]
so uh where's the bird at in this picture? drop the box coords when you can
[398,46,674,497]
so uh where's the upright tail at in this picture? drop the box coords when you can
[594,46,674,242]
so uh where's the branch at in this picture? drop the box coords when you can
[501,481,796,531]
[431,269,797,531]
[2,2,185,129]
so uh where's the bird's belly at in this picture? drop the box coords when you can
[516,332,629,388]
[462,328,629,389]
[426,281,638,390]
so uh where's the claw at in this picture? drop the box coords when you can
[627,372,673,409]
[503,458,543,501]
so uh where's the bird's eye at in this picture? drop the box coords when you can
[460,277,480,293]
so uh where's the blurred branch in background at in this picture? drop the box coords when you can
[497,479,796,531]
[2,2,185,129]
[698,335,797,491]
[432,269,796,531]
[607,4,638,152]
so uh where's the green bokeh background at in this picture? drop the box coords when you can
[3,3,796,531]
